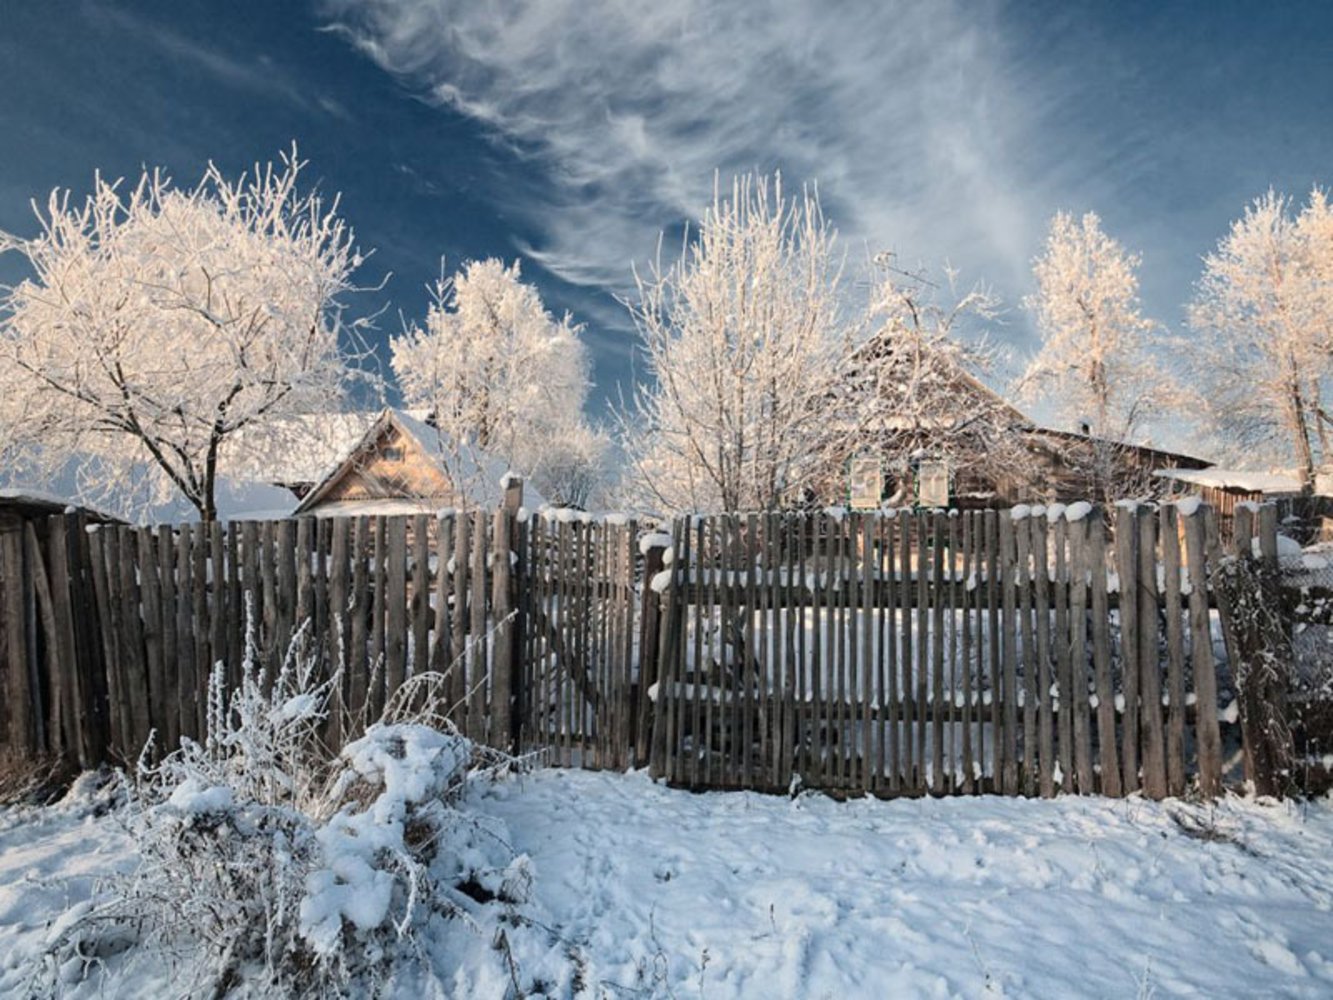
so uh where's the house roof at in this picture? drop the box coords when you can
[0,488,122,523]
[1024,426,1213,470]
[220,409,434,487]
[293,408,545,515]
[1154,467,1304,495]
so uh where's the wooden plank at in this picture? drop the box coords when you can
[779,513,798,789]
[984,510,1001,793]
[26,523,61,756]
[83,528,120,757]
[225,523,242,692]
[275,520,297,684]
[157,526,179,749]
[671,518,692,783]
[1016,512,1036,796]
[1137,508,1168,800]
[1068,517,1094,794]
[492,509,514,752]
[190,522,210,739]
[431,516,454,678]
[348,517,370,730]
[998,513,1019,795]
[945,512,960,795]
[1031,514,1054,798]
[1160,505,1188,797]
[1183,508,1222,797]
[296,518,315,648]
[371,517,387,718]
[172,524,195,743]
[113,526,149,752]
[259,521,277,687]
[1089,513,1121,796]
[314,518,331,693]
[386,517,405,704]
[915,512,930,793]
[795,514,812,784]
[862,515,876,794]
[636,532,666,767]
[72,516,111,763]
[209,521,227,703]
[411,514,430,680]
[550,518,566,766]
[959,512,975,795]
[885,512,901,793]
[1114,506,1140,795]
[470,511,489,744]
[450,515,469,719]
[44,519,80,761]
[745,513,760,787]
[1053,516,1075,793]
[135,527,166,751]
[837,514,851,790]
[326,517,349,749]
[930,512,946,794]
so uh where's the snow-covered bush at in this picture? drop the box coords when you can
[31,620,531,997]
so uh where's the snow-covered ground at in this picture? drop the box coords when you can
[3,769,1333,998]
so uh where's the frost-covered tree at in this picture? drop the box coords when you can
[826,259,1033,502]
[0,148,364,521]
[621,173,845,513]
[1021,211,1166,442]
[390,258,603,503]
[1189,189,1333,490]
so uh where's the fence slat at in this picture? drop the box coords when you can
[1089,513,1121,797]
[1114,506,1140,795]
[1160,505,1188,796]
[1053,516,1074,794]
[1032,515,1055,799]
[1137,508,1168,800]
[1016,513,1036,796]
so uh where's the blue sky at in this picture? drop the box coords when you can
[2,0,1332,431]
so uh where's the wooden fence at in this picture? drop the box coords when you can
[0,510,648,771]
[647,503,1277,799]
[0,502,1290,801]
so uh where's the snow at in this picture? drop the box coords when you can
[1155,467,1304,495]
[639,530,674,556]
[166,779,233,815]
[1175,495,1203,517]
[1065,501,1093,522]
[6,768,1333,997]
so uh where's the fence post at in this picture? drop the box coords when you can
[635,538,667,768]
[492,504,515,753]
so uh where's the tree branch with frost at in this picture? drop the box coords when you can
[617,172,846,514]
[1019,210,1173,446]
[0,146,371,521]
[390,257,605,505]
[1188,189,1333,489]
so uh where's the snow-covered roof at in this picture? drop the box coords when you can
[1154,467,1304,495]
[220,409,434,487]
[294,408,546,514]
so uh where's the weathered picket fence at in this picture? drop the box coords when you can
[0,511,647,771]
[646,503,1270,798]
[0,501,1294,801]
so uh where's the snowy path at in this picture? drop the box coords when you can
[2,772,1332,998]
[484,771,1333,999]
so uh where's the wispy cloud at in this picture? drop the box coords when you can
[322,0,1051,313]
[89,3,351,123]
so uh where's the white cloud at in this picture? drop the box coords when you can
[323,0,1049,333]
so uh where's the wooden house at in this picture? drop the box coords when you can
[293,409,540,517]
[824,328,1212,508]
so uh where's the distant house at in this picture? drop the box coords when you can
[293,408,542,517]
[826,331,1213,507]
[221,410,421,500]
